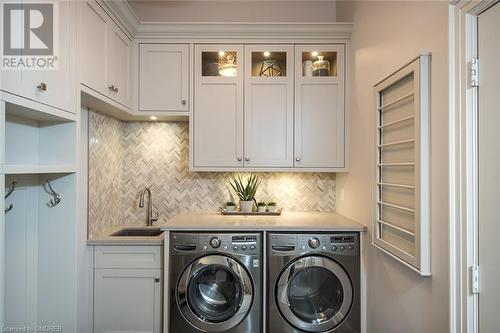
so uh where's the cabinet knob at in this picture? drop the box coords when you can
[182,99,187,105]
[108,85,115,91]
[114,86,119,93]
[296,157,301,162]
[37,82,47,92]
[237,157,242,161]
[154,278,160,283]
[245,157,250,162]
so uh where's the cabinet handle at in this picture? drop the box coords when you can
[296,157,301,162]
[237,157,242,161]
[182,99,187,105]
[108,85,115,91]
[154,278,160,283]
[37,82,47,92]
[245,157,250,162]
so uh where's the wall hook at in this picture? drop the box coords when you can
[4,181,17,213]
[46,180,61,207]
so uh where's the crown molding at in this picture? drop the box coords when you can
[102,1,352,40]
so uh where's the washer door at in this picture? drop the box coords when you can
[276,256,353,332]
[177,254,253,332]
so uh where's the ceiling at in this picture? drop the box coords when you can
[126,0,338,23]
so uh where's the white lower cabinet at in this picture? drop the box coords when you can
[93,246,162,333]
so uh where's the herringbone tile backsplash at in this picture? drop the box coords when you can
[88,111,336,238]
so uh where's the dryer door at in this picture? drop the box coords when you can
[177,254,253,332]
[276,255,353,332]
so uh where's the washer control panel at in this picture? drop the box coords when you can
[269,233,359,256]
[171,233,260,255]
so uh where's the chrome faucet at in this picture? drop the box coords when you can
[139,187,158,226]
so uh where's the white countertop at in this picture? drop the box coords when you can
[87,225,165,246]
[160,211,366,232]
[87,211,366,245]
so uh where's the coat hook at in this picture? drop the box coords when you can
[4,181,17,213]
[46,180,61,207]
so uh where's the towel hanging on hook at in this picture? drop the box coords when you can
[4,181,17,213]
[46,180,61,207]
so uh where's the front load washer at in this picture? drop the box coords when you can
[170,232,262,333]
[268,233,360,333]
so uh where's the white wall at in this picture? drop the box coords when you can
[336,1,449,332]
[128,0,336,23]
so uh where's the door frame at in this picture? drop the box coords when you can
[449,1,499,333]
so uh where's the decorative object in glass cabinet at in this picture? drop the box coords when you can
[302,51,337,77]
[251,51,287,77]
[202,51,238,77]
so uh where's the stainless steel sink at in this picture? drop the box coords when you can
[111,227,163,237]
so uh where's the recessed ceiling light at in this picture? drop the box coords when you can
[312,51,319,57]
[263,51,271,57]
[150,116,157,120]
[218,51,225,57]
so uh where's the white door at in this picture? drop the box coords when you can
[107,23,131,107]
[295,45,345,169]
[139,44,189,112]
[94,268,162,333]
[22,0,76,113]
[193,45,244,168]
[79,0,108,96]
[478,3,500,332]
[244,45,293,168]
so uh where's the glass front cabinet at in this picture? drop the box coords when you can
[192,44,346,171]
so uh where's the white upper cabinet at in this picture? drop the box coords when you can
[191,43,348,172]
[244,45,294,168]
[79,1,107,96]
[107,23,131,106]
[295,45,346,169]
[139,44,189,112]
[79,1,132,109]
[1,0,77,114]
[193,45,244,168]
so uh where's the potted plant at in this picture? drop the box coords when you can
[257,201,267,212]
[267,201,278,212]
[225,201,236,212]
[229,174,260,213]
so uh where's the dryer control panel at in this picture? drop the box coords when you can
[171,233,261,256]
[269,233,359,257]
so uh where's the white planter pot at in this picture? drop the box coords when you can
[268,205,277,212]
[239,200,254,213]
[225,205,236,212]
[257,206,267,213]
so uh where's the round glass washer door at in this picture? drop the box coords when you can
[276,256,353,332]
[177,254,253,332]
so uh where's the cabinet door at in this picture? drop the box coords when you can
[79,1,108,96]
[0,1,76,113]
[295,45,345,169]
[107,22,131,107]
[139,44,189,112]
[244,45,293,168]
[94,268,161,333]
[22,0,76,113]
[0,1,24,96]
[193,45,244,168]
